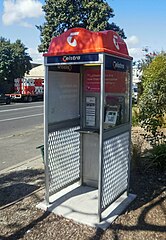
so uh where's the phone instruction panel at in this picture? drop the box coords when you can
[85,96,96,127]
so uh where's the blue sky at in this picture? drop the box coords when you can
[0,0,166,63]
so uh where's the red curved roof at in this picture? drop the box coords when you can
[44,28,132,59]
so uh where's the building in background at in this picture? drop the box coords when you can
[132,65,142,103]
[25,63,44,79]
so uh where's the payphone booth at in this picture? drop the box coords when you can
[42,28,135,228]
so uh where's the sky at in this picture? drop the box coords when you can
[0,0,166,63]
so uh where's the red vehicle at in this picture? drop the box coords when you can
[6,77,44,102]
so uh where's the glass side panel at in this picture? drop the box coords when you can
[104,55,131,130]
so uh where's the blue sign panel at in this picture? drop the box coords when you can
[47,54,99,64]
[105,55,131,72]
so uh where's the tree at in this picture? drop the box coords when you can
[133,48,158,98]
[138,53,166,145]
[0,38,32,92]
[136,47,158,74]
[37,0,126,52]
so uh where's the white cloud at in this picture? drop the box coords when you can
[124,36,144,60]
[128,48,144,61]
[19,21,33,28]
[2,0,43,27]
[125,36,139,47]
[28,47,43,63]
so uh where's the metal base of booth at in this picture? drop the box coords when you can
[37,182,136,230]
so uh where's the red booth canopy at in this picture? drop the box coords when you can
[44,28,132,60]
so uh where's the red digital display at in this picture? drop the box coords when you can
[84,69,127,93]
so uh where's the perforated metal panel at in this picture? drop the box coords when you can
[101,132,129,211]
[48,126,80,196]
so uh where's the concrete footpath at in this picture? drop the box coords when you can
[0,155,44,175]
[0,155,44,212]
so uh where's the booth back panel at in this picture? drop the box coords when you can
[48,126,80,196]
[48,71,80,124]
[101,131,129,211]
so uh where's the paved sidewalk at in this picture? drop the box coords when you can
[0,155,44,175]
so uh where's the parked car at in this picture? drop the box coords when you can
[0,93,11,104]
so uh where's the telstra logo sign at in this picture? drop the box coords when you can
[67,32,79,47]
[62,55,81,62]
[113,61,125,70]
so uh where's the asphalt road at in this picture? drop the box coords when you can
[0,101,44,171]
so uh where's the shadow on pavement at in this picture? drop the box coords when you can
[0,169,44,208]
[0,183,39,207]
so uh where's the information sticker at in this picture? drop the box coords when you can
[85,97,96,127]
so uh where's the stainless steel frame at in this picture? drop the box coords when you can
[44,52,132,221]
[98,53,105,221]
[127,61,133,195]
[44,63,50,205]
